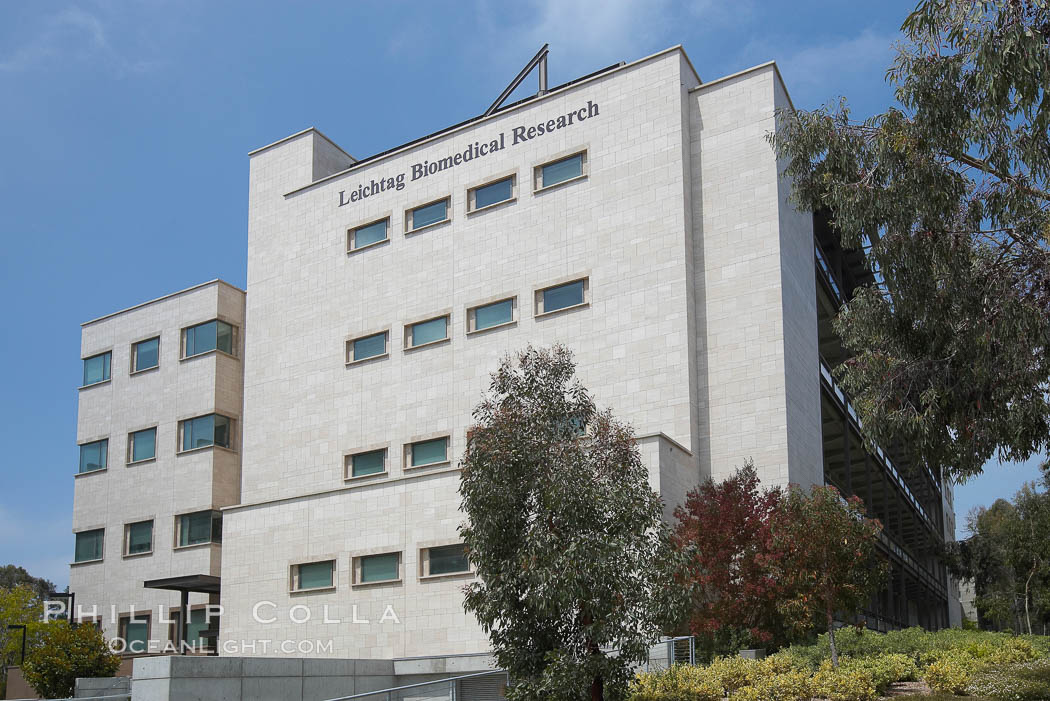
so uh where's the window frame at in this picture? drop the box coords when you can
[352,551,402,587]
[535,277,590,317]
[534,149,588,192]
[347,216,391,253]
[467,173,517,214]
[404,313,451,350]
[77,438,109,475]
[290,559,337,593]
[181,319,236,360]
[177,413,233,454]
[420,543,472,579]
[127,426,158,465]
[130,336,161,374]
[345,329,389,365]
[466,296,517,334]
[123,520,154,558]
[404,435,450,470]
[174,510,222,549]
[118,613,151,655]
[344,446,388,481]
[533,149,592,192]
[73,528,105,564]
[405,196,451,234]
[81,351,112,388]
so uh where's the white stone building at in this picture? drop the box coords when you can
[70,45,961,667]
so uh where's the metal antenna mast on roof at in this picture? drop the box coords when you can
[484,44,549,117]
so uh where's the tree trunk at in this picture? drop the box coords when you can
[827,604,839,669]
[1024,567,1035,635]
[590,675,604,701]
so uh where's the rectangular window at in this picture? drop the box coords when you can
[349,331,387,363]
[291,560,335,591]
[469,176,514,211]
[425,544,470,577]
[537,152,585,190]
[408,437,448,468]
[177,511,222,547]
[78,439,108,474]
[407,198,449,231]
[124,521,153,556]
[179,414,231,452]
[348,449,386,478]
[185,608,211,648]
[132,337,160,373]
[356,552,400,584]
[120,615,150,654]
[349,218,389,251]
[128,427,157,463]
[74,529,104,563]
[406,316,448,348]
[538,279,587,315]
[183,320,234,358]
[468,298,515,332]
[82,352,111,386]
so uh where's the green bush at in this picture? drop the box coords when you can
[705,655,763,694]
[629,664,723,701]
[924,657,972,695]
[811,662,879,701]
[730,669,812,701]
[20,623,120,699]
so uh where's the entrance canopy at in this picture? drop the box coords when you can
[143,574,220,594]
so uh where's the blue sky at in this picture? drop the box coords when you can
[0,0,1043,589]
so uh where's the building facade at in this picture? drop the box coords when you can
[71,280,245,652]
[70,45,961,662]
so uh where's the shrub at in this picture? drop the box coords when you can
[629,664,723,701]
[706,656,760,694]
[840,653,919,691]
[924,657,972,695]
[811,663,879,701]
[730,669,812,701]
[20,623,120,699]
[989,637,1038,664]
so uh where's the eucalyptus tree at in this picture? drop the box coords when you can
[459,345,672,701]
[770,0,1050,480]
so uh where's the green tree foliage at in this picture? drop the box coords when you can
[0,565,56,601]
[770,0,1050,481]
[949,475,1050,634]
[459,345,671,701]
[0,584,53,693]
[774,485,887,667]
[21,622,120,699]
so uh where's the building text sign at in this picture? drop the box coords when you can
[338,100,599,207]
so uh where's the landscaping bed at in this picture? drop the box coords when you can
[629,628,1050,700]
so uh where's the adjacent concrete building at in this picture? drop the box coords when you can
[69,45,961,668]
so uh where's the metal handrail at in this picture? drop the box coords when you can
[9,692,129,696]
[322,636,694,701]
[323,669,507,701]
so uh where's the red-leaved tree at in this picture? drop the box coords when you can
[672,462,791,654]
[773,484,886,667]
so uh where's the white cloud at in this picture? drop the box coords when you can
[0,6,156,75]
[742,28,901,110]
[475,0,679,85]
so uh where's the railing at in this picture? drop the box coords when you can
[819,359,934,526]
[323,637,696,701]
[324,669,509,701]
[9,692,129,696]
